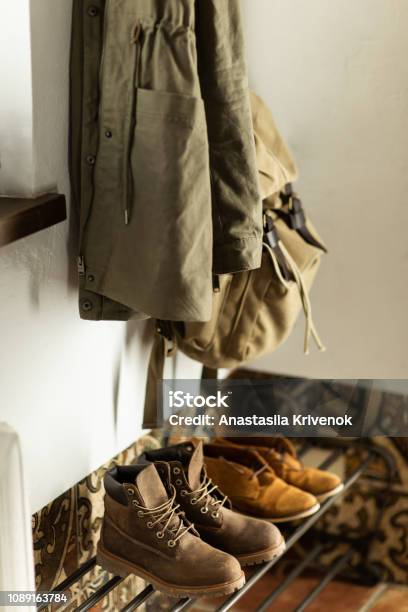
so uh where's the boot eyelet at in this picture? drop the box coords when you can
[168,540,176,548]
[137,510,144,517]
[180,490,188,497]
[127,488,134,495]
[212,512,220,519]
[173,467,181,475]
[132,500,138,507]
[190,498,198,505]
[147,521,153,529]
[156,531,164,539]
[201,507,209,514]
[175,479,183,486]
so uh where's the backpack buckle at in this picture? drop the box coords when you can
[289,197,306,230]
[280,182,294,206]
[264,216,279,249]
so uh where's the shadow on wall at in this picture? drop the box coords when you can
[28,0,78,297]
[66,207,79,294]
[111,318,154,431]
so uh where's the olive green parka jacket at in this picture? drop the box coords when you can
[70,0,262,322]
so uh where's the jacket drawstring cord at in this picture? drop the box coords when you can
[124,22,143,226]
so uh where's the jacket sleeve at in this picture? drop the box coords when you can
[195,0,263,274]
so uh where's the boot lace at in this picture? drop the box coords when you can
[135,485,194,547]
[271,436,298,458]
[190,472,228,518]
[266,448,303,475]
[219,456,272,482]
[250,464,270,480]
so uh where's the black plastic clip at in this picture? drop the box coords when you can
[280,182,294,206]
[289,197,307,230]
[264,216,280,249]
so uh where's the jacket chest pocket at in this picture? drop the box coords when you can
[131,88,209,200]
[127,88,212,257]
[100,14,207,230]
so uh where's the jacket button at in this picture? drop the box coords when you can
[105,130,113,139]
[86,155,96,166]
[81,300,93,312]
[87,275,95,282]
[88,5,99,17]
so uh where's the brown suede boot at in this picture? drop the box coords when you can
[203,443,320,522]
[97,463,245,598]
[215,437,343,502]
[141,441,285,566]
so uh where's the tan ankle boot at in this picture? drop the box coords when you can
[97,463,245,598]
[141,441,285,566]
[203,443,320,522]
[215,437,343,502]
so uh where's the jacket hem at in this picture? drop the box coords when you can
[80,264,212,323]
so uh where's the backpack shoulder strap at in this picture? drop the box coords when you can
[143,322,176,429]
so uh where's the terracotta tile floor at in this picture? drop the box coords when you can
[191,573,408,612]
[368,586,408,612]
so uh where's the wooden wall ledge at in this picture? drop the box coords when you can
[0,193,67,247]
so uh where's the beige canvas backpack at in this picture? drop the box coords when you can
[143,92,326,428]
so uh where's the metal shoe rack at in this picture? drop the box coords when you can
[38,439,395,612]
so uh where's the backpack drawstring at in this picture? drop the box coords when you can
[263,240,325,355]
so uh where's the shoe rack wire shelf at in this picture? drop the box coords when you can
[37,440,395,612]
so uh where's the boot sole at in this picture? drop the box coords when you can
[316,482,344,502]
[97,545,246,598]
[235,537,286,567]
[238,502,321,523]
[269,503,321,523]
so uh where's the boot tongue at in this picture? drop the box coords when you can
[187,441,204,490]
[136,464,168,509]
[277,437,297,457]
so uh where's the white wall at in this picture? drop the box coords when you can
[30,0,72,194]
[0,0,148,513]
[0,0,35,195]
[242,0,408,379]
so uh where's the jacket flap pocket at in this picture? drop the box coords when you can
[137,88,205,128]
